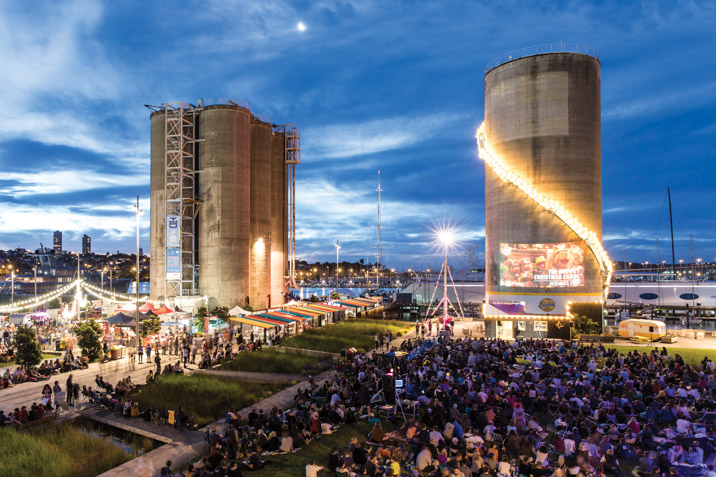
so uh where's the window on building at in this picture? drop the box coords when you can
[534,321,548,332]
[517,321,526,331]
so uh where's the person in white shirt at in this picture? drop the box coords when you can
[305,459,323,477]
[429,427,444,444]
[564,434,576,456]
[416,446,433,471]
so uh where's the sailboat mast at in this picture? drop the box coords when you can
[668,187,676,279]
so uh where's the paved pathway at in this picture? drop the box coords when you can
[0,353,186,413]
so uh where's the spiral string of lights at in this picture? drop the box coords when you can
[476,122,613,293]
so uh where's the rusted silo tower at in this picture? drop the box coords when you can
[480,47,608,338]
[149,100,297,309]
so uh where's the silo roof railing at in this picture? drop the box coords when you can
[485,43,599,73]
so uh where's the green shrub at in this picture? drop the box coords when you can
[74,319,104,361]
[14,325,43,368]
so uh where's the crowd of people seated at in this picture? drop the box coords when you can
[176,333,716,477]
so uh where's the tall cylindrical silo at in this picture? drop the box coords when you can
[197,105,251,308]
[249,119,272,309]
[270,131,287,306]
[483,52,602,322]
[149,111,166,301]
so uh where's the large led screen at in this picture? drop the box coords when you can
[499,242,584,288]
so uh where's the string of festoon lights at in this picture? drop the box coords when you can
[0,279,149,314]
[0,281,79,314]
[476,123,613,295]
[81,281,143,303]
[82,286,136,305]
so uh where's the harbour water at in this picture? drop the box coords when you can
[289,287,400,300]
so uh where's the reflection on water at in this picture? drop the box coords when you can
[664,319,716,331]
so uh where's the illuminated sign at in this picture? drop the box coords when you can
[499,242,585,288]
[538,298,555,312]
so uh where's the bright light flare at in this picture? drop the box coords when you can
[297,22,306,32]
[437,229,455,246]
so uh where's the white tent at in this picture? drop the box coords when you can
[228,305,251,316]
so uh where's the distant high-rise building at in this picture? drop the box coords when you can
[82,234,91,255]
[139,247,144,257]
[53,231,62,252]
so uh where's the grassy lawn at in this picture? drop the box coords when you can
[605,345,716,366]
[131,374,288,427]
[0,423,131,477]
[0,353,59,369]
[282,318,413,354]
[220,348,329,375]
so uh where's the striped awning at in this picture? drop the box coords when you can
[255,313,295,324]
[335,299,371,308]
[303,304,345,313]
[264,311,305,321]
[293,306,325,316]
[230,316,277,329]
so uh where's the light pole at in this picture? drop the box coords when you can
[33,263,37,305]
[335,240,340,289]
[133,195,142,353]
[11,270,14,308]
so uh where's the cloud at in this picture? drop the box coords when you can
[0,198,150,240]
[304,113,468,160]
[1,170,148,197]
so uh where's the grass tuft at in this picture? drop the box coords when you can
[281,318,413,354]
[220,348,328,375]
[0,423,130,477]
[131,374,288,426]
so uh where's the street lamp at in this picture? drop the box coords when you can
[335,240,340,289]
[133,195,142,353]
[10,270,14,307]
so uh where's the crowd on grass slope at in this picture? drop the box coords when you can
[180,334,716,477]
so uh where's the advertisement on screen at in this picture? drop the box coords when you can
[499,242,584,288]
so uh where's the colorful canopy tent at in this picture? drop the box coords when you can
[293,306,324,316]
[154,305,174,315]
[264,311,305,321]
[312,303,347,312]
[139,302,156,313]
[230,316,276,329]
[284,309,315,319]
[106,312,148,328]
[334,299,369,308]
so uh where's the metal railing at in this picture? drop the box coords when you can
[485,42,599,73]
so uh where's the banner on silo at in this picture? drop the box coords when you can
[166,215,180,248]
[166,248,181,280]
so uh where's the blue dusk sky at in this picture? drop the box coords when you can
[0,1,714,270]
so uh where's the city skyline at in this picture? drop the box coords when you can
[0,1,714,269]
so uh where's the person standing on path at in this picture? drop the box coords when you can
[182,345,189,368]
[428,319,433,335]
[65,374,73,407]
[146,343,152,361]
[137,343,144,363]
[155,353,161,376]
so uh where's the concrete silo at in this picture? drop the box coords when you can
[149,112,167,301]
[197,105,252,309]
[479,48,610,339]
[149,100,297,311]
[249,119,273,309]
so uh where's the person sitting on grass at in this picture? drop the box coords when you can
[369,420,384,444]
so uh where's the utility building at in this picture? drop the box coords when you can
[149,100,299,310]
[477,46,611,339]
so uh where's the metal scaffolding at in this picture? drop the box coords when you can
[278,124,301,285]
[164,102,198,298]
